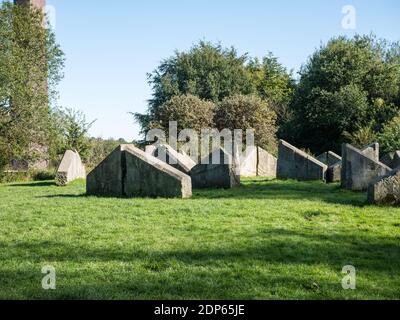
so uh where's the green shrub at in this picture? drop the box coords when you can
[0,171,30,183]
[30,169,56,181]
[378,116,400,154]
[214,94,278,153]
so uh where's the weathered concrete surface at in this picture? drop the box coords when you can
[190,148,240,189]
[341,143,391,191]
[277,140,327,181]
[368,169,400,205]
[380,151,400,169]
[317,151,342,183]
[55,150,86,186]
[317,151,342,167]
[257,147,277,177]
[362,142,380,162]
[239,146,257,177]
[145,143,196,174]
[86,145,124,197]
[239,146,277,177]
[87,145,192,198]
[327,162,342,183]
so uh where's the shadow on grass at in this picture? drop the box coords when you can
[9,181,55,187]
[1,229,398,273]
[0,228,398,299]
[193,180,367,207]
[41,194,87,199]
[37,180,367,206]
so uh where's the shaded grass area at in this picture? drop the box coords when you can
[0,178,399,300]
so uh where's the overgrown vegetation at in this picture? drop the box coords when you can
[0,178,399,299]
[135,37,400,156]
[0,2,64,171]
[288,35,400,154]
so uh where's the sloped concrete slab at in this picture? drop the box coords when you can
[317,151,342,167]
[277,140,327,181]
[341,143,391,191]
[145,143,196,174]
[327,162,342,183]
[190,148,240,189]
[87,145,192,198]
[55,150,86,186]
[239,146,257,177]
[317,151,342,183]
[257,147,277,177]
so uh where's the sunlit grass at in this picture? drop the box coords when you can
[0,178,399,300]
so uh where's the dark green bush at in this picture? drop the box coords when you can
[30,169,56,181]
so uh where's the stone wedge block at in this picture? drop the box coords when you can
[190,147,240,189]
[317,151,342,167]
[55,150,86,186]
[341,143,391,191]
[239,146,257,177]
[368,169,400,205]
[145,143,196,174]
[87,145,192,198]
[257,147,277,177]
[277,140,327,181]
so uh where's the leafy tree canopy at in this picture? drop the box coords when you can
[0,2,64,169]
[286,35,400,154]
[135,41,291,137]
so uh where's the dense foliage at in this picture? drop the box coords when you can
[214,95,278,153]
[378,115,400,155]
[287,35,400,154]
[0,2,64,171]
[157,94,215,133]
[135,41,291,139]
[49,107,95,162]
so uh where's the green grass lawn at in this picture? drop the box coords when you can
[0,178,399,300]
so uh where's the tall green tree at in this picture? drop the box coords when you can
[49,107,95,162]
[286,35,400,154]
[134,41,255,134]
[247,54,294,127]
[0,2,64,169]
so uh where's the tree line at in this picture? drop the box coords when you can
[2,2,400,179]
[0,3,122,178]
[135,37,400,157]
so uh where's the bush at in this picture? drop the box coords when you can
[214,95,278,153]
[0,171,30,183]
[378,115,400,154]
[288,35,400,154]
[30,169,56,181]
[157,95,215,133]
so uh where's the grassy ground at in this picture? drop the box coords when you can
[0,178,399,300]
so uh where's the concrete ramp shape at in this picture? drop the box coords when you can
[239,146,277,177]
[368,168,400,205]
[257,147,277,177]
[55,150,86,186]
[341,143,391,191]
[317,151,342,167]
[317,151,342,183]
[145,143,196,174]
[190,147,240,189]
[239,146,257,177]
[277,140,327,181]
[87,144,192,198]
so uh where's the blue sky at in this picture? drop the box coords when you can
[7,0,400,140]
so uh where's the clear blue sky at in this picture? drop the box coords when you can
[9,0,400,140]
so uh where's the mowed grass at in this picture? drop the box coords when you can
[0,178,399,300]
